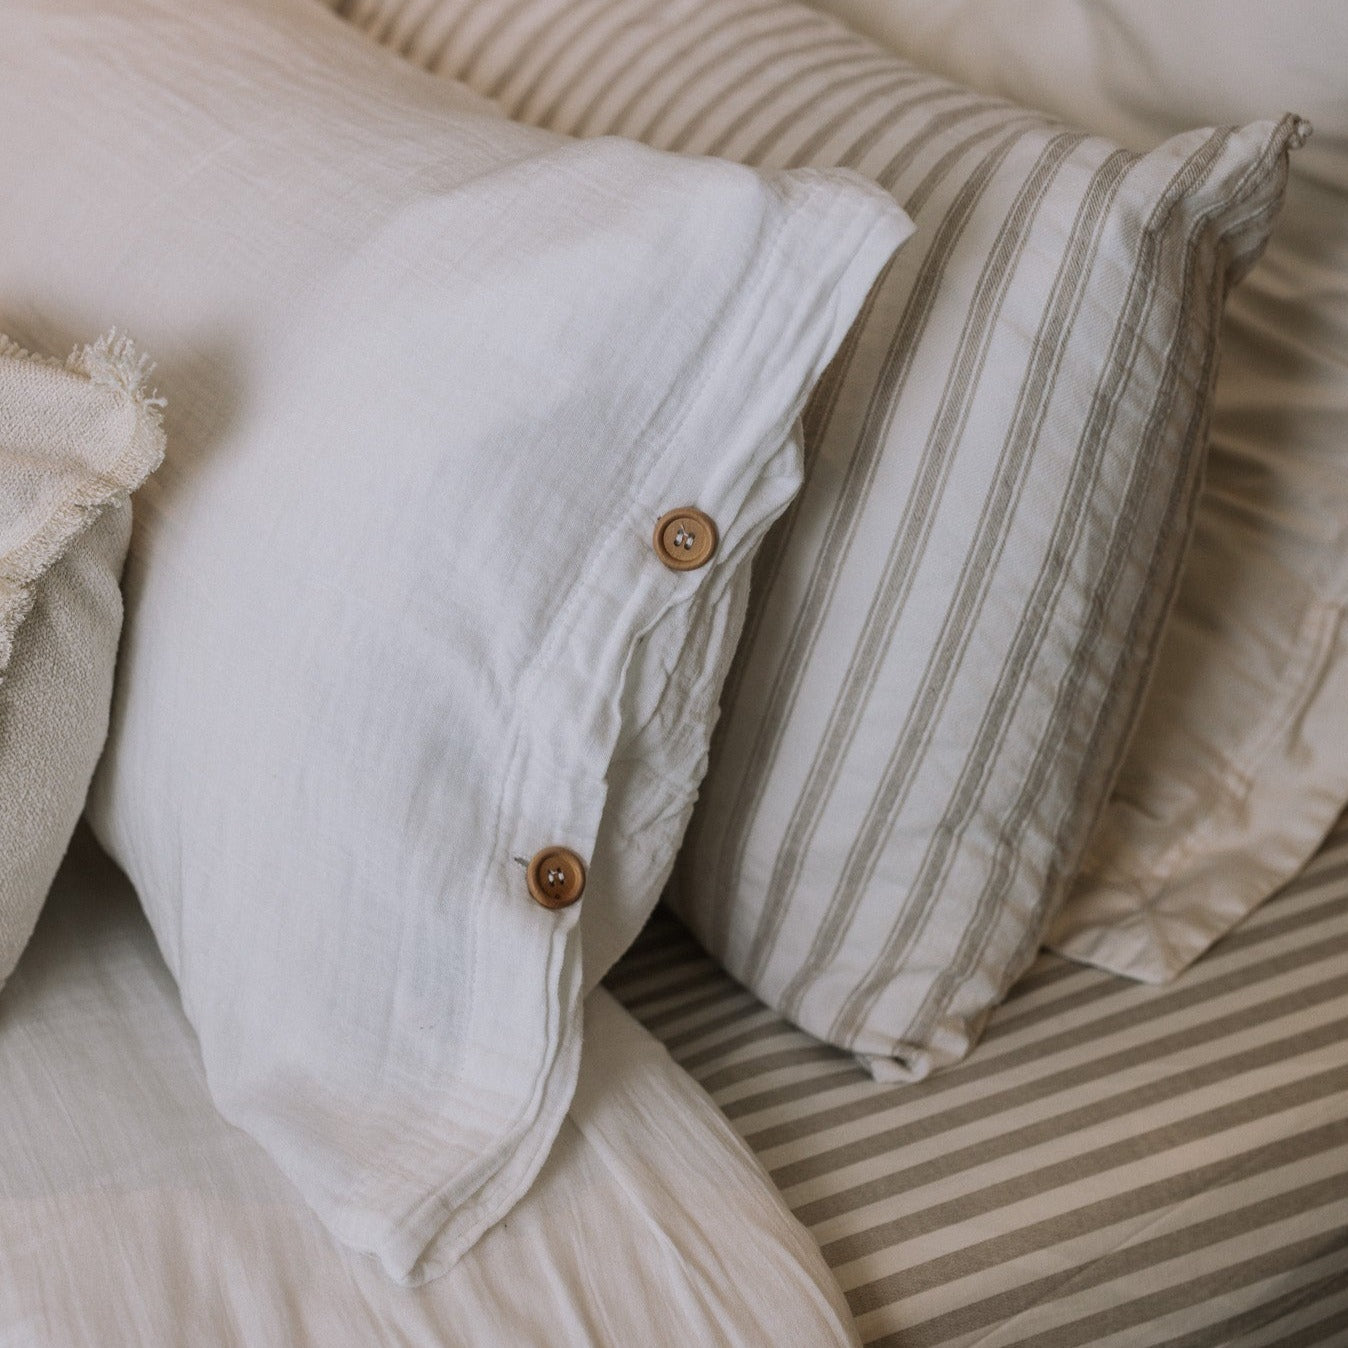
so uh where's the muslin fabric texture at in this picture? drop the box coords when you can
[0,334,164,990]
[0,0,908,1285]
[332,0,1303,1078]
[802,3,1348,982]
[0,830,858,1348]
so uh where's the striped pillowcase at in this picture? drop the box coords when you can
[334,0,1303,1077]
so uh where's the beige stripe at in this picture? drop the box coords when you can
[483,0,625,112]
[978,965,1125,1042]
[696,1040,845,1089]
[600,938,698,990]
[387,2,455,63]
[1028,117,1308,957]
[685,44,902,156]
[829,144,1141,1043]
[912,1227,1348,1348]
[605,961,725,1014]
[1232,1294,1348,1348]
[713,943,1348,1148]
[1156,1275,1348,1348]
[446,0,539,88]
[831,130,1239,1048]
[758,128,1092,1004]
[385,0,466,64]
[989,869,1348,1046]
[770,69,930,170]
[768,94,996,485]
[716,1065,864,1123]
[842,1125,1348,1313]
[850,1162,1348,1343]
[522,6,677,133]
[720,64,936,171]
[714,120,1040,966]
[634,13,825,147]
[723,965,1346,1136]
[694,105,1013,834]
[906,125,1261,1041]
[335,0,408,46]
[567,1,786,140]
[1274,853,1348,902]
[610,875,1348,1133]
[775,996,1348,1197]
[869,1242,1348,1348]
[761,956,1348,1166]
[612,990,772,1039]
[639,985,759,1040]
[799,1058,1348,1230]
[978,861,1348,1041]
[410,2,519,77]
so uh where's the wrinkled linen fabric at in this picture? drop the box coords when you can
[803,0,1348,982]
[0,831,859,1348]
[0,0,907,1283]
[332,0,1301,1077]
[0,334,164,989]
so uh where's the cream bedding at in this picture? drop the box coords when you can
[0,830,855,1348]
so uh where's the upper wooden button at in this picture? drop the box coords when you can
[526,846,586,909]
[654,508,718,571]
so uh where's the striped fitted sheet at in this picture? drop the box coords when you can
[606,813,1348,1346]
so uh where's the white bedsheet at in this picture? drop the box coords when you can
[0,829,855,1347]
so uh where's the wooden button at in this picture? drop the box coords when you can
[653,508,718,571]
[526,847,586,909]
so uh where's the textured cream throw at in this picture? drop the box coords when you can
[0,333,165,987]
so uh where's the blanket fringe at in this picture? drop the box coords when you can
[67,329,166,415]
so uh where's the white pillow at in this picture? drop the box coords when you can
[0,333,164,988]
[333,0,1304,1076]
[802,2,1348,981]
[0,0,908,1283]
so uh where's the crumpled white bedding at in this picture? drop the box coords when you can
[0,829,856,1348]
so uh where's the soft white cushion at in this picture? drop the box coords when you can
[0,333,164,989]
[0,831,858,1348]
[801,2,1348,981]
[0,0,907,1282]
[333,0,1303,1076]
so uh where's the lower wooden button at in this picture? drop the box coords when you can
[526,847,586,909]
[653,507,718,571]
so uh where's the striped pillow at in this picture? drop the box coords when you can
[334,0,1303,1077]
[808,0,1348,988]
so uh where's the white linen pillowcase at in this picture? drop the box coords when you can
[0,333,164,989]
[0,0,909,1284]
[333,0,1303,1076]
[802,1,1348,980]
